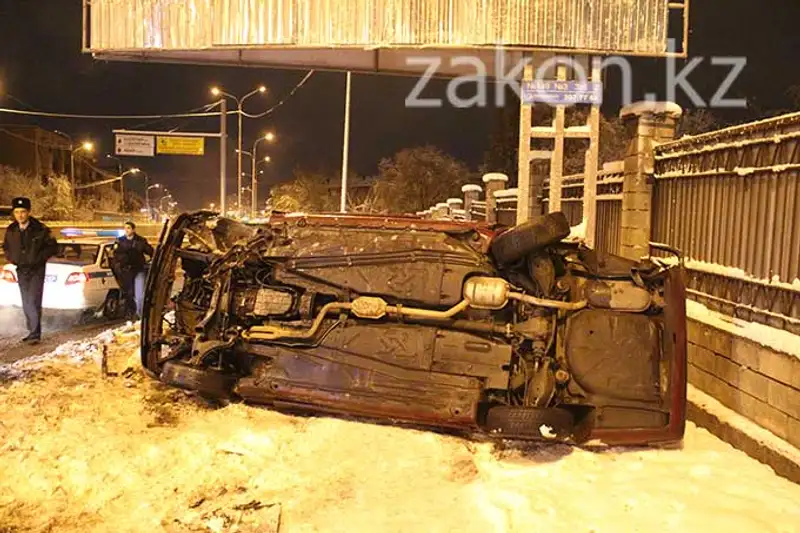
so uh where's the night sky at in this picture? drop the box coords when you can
[1,0,799,209]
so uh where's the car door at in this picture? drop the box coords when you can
[98,243,120,296]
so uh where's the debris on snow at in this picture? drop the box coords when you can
[539,425,557,439]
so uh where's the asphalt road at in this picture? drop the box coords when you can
[0,307,127,365]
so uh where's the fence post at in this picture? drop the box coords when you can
[433,202,449,219]
[446,198,463,216]
[619,102,682,261]
[483,173,508,224]
[461,184,482,221]
[495,188,519,226]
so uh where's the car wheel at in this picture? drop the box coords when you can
[102,290,123,320]
[160,360,238,399]
[483,405,576,441]
[490,212,571,266]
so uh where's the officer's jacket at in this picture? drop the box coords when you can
[2,217,58,270]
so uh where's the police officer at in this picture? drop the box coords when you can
[112,221,154,319]
[2,197,58,343]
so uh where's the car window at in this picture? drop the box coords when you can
[50,243,100,266]
[100,246,113,269]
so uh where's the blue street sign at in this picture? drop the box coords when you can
[522,80,603,105]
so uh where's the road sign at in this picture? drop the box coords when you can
[522,81,603,105]
[156,136,205,156]
[115,133,155,156]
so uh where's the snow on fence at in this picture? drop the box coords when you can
[653,112,800,334]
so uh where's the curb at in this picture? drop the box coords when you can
[687,384,800,484]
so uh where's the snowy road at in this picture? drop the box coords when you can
[0,326,798,533]
[0,306,125,365]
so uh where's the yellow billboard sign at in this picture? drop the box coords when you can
[156,136,205,156]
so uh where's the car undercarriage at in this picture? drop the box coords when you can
[141,211,687,446]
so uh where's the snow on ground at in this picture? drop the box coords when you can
[688,385,800,466]
[1,327,799,533]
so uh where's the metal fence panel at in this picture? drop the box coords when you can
[653,112,800,333]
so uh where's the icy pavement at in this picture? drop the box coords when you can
[0,327,799,533]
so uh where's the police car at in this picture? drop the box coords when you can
[0,229,128,318]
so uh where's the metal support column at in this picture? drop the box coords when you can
[516,56,534,224]
[220,99,228,214]
[583,59,602,248]
[340,71,352,213]
[548,64,568,214]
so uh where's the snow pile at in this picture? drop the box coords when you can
[563,219,587,243]
[687,300,800,360]
[0,321,138,382]
[688,385,800,466]
[1,328,799,532]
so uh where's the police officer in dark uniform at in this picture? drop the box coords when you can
[111,221,154,319]
[2,197,58,343]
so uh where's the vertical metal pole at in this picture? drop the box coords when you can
[583,59,602,248]
[220,99,227,214]
[69,146,76,221]
[145,175,150,222]
[237,102,243,213]
[251,143,258,218]
[548,64,568,214]
[516,55,534,224]
[120,173,125,213]
[340,71,352,213]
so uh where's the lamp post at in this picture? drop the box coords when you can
[210,85,267,212]
[251,132,276,218]
[54,132,93,220]
[159,194,173,215]
[253,156,272,218]
[117,167,140,213]
[146,182,161,221]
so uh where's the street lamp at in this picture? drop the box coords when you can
[105,154,123,173]
[146,182,161,221]
[210,85,267,212]
[251,132,276,218]
[54,130,79,219]
[159,194,173,213]
[118,167,140,213]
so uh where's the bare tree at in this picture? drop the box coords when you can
[369,146,473,214]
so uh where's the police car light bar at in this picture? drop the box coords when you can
[60,228,125,238]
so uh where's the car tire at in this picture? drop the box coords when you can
[160,360,238,399]
[102,290,123,320]
[490,212,571,266]
[483,405,576,441]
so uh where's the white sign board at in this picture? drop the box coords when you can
[115,134,155,157]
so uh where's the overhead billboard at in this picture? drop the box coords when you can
[83,0,688,75]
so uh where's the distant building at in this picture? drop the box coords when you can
[323,175,375,204]
[0,125,107,182]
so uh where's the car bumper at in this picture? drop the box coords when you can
[0,284,92,311]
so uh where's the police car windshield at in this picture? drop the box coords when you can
[50,243,100,265]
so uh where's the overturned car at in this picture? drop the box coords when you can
[142,211,687,446]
